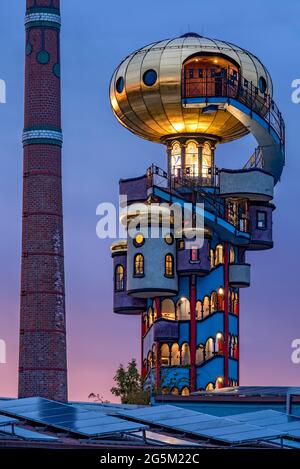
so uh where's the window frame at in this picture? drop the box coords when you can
[256,210,267,230]
[164,253,175,278]
[133,253,145,277]
[114,264,124,292]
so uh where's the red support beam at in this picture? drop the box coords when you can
[190,275,197,392]
[224,242,230,387]
[154,298,161,390]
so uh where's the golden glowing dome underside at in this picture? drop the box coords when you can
[110,34,273,143]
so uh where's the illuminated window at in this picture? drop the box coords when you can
[210,291,218,312]
[165,254,174,277]
[181,386,190,396]
[161,343,170,366]
[203,296,210,318]
[216,376,223,389]
[181,343,190,365]
[257,211,267,230]
[215,244,224,265]
[206,382,214,391]
[171,141,182,175]
[134,233,145,247]
[161,299,175,320]
[196,344,205,364]
[185,141,199,176]
[190,246,199,262]
[115,264,124,291]
[178,239,185,250]
[230,246,235,263]
[210,248,215,268]
[171,343,180,366]
[205,338,214,359]
[134,254,144,276]
[202,142,212,178]
[196,300,202,319]
[171,387,179,395]
[176,297,190,320]
[215,332,224,354]
[148,306,153,327]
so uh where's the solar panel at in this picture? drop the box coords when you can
[0,398,147,438]
[114,405,288,444]
[0,414,18,426]
[0,425,58,441]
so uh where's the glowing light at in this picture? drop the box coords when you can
[173,123,185,132]
[135,233,144,245]
[213,59,218,64]
[217,377,223,382]
[216,333,222,339]
[218,287,224,296]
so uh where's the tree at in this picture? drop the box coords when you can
[111,358,150,405]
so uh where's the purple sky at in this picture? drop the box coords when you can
[0,0,299,402]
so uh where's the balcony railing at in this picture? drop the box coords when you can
[182,72,285,150]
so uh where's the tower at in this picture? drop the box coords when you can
[110,34,285,395]
[18,0,67,401]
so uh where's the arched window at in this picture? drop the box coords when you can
[233,336,238,359]
[215,244,224,265]
[171,141,182,176]
[205,338,214,359]
[210,291,218,313]
[215,333,224,354]
[210,248,215,269]
[171,343,180,366]
[115,264,124,291]
[161,299,175,320]
[153,300,158,321]
[165,254,174,277]
[161,344,170,366]
[196,344,205,364]
[148,307,153,327]
[218,287,225,310]
[181,386,190,396]
[206,382,214,391]
[147,351,153,371]
[230,246,235,263]
[134,254,144,276]
[171,387,179,395]
[152,344,156,366]
[181,343,190,365]
[202,142,212,178]
[215,376,223,389]
[185,141,199,176]
[196,300,202,320]
[176,297,190,320]
[234,292,239,315]
[203,296,210,318]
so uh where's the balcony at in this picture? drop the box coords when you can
[219,169,274,202]
[153,318,179,342]
[229,263,251,288]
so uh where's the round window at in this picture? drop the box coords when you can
[164,233,174,245]
[116,76,124,93]
[258,76,267,94]
[143,69,157,87]
[134,233,145,247]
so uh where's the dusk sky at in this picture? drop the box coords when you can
[0,0,299,402]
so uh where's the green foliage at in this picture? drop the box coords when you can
[111,359,150,405]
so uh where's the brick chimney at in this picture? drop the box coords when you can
[18,0,68,401]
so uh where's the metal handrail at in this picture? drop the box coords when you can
[182,72,285,149]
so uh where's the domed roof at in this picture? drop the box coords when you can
[110,34,273,143]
